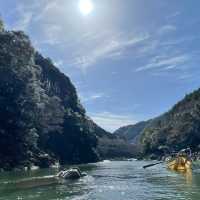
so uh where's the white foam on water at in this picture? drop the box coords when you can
[101,160,111,163]
[30,165,39,170]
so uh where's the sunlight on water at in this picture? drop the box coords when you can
[1,161,200,200]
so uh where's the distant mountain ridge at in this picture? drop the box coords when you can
[114,121,149,144]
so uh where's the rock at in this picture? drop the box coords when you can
[57,168,83,179]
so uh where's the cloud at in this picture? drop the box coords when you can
[137,40,158,55]
[33,0,64,22]
[136,54,191,72]
[80,92,105,103]
[9,1,199,82]
[166,11,181,20]
[71,33,150,70]
[160,36,200,46]
[11,0,151,71]
[158,25,177,35]
[178,73,193,80]
[13,5,33,30]
[41,24,63,45]
[12,0,44,31]
[89,112,137,132]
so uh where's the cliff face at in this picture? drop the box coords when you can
[0,28,101,170]
[0,19,137,170]
[140,89,200,157]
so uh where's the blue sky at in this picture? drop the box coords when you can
[1,0,200,132]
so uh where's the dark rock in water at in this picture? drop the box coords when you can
[57,168,83,179]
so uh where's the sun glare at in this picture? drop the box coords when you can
[79,0,94,15]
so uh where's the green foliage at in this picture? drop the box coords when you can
[140,88,200,158]
[0,17,4,32]
[0,30,99,170]
[0,24,136,170]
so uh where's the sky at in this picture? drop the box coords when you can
[1,0,200,132]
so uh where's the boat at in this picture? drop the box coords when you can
[167,149,192,172]
[143,148,193,171]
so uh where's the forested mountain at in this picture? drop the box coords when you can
[0,18,134,170]
[140,88,200,158]
[114,88,200,159]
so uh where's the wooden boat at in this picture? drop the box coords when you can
[167,156,192,172]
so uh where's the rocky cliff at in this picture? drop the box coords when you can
[0,18,137,170]
[0,27,102,169]
[0,17,134,170]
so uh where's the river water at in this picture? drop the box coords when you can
[1,160,200,200]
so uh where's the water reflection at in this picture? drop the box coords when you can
[182,170,193,185]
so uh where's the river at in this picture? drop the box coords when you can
[1,160,200,200]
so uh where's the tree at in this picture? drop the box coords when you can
[0,17,4,32]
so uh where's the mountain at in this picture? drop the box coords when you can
[114,121,149,144]
[140,88,200,158]
[0,19,134,170]
[114,88,200,159]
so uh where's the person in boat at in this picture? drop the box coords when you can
[167,148,192,171]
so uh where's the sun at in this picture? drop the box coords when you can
[79,0,94,15]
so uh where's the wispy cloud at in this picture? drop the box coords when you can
[71,33,150,70]
[136,54,191,72]
[12,0,44,31]
[80,92,105,103]
[89,112,137,132]
[160,36,200,47]
[13,5,33,30]
[41,24,63,45]
[158,25,177,35]
[9,0,200,82]
[166,11,181,20]
[178,73,194,80]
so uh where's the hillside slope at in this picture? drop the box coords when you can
[140,89,200,157]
